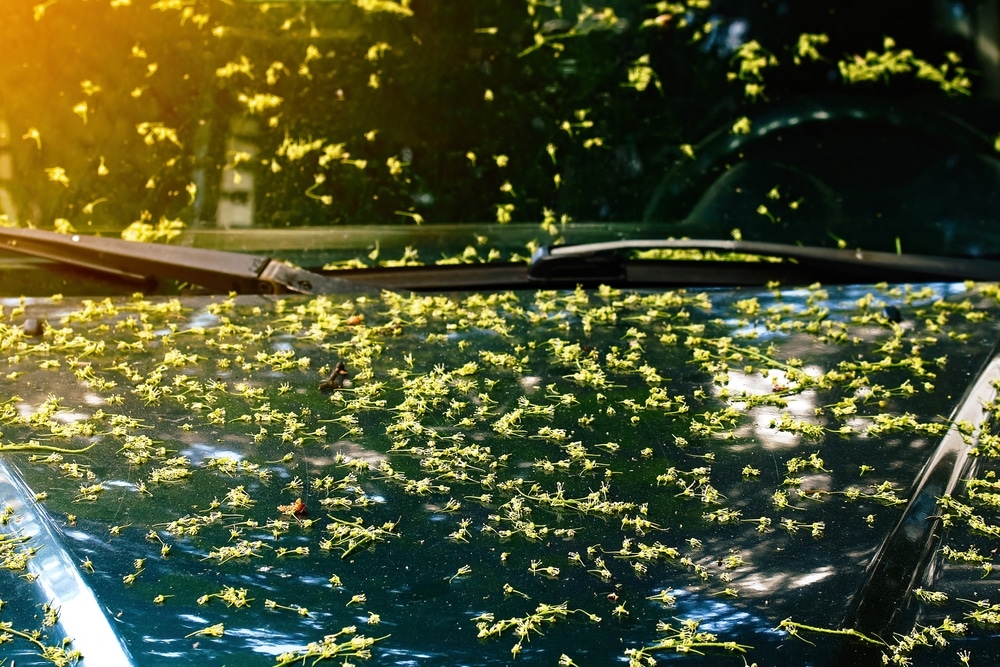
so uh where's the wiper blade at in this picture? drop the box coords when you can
[6,228,994,295]
[0,227,374,295]
[530,239,1000,284]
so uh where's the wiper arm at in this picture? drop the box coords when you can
[6,229,993,295]
[530,239,1000,284]
[0,227,374,295]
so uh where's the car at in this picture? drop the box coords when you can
[2,1,1000,666]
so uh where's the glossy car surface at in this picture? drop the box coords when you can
[0,280,999,666]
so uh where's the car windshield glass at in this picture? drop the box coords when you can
[2,0,1000,269]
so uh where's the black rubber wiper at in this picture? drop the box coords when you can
[0,227,374,295]
[6,229,999,295]
[529,239,1000,285]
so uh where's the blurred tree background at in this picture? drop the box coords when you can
[0,0,993,237]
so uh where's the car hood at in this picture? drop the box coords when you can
[2,280,1000,666]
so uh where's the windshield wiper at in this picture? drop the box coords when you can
[4,228,999,295]
[529,239,1000,285]
[0,227,374,295]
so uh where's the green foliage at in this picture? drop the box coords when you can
[3,0,982,240]
[838,36,971,95]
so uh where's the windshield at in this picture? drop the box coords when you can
[2,0,1000,268]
